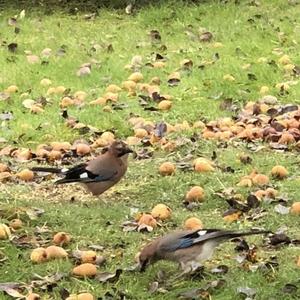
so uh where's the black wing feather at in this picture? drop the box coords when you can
[166,229,270,251]
[162,229,221,251]
[61,164,89,178]
[55,163,117,184]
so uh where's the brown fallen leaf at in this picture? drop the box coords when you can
[274,204,290,215]
[199,31,213,42]
[121,220,138,232]
[149,30,161,42]
[77,66,91,77]
[282,283,298,295]
[137,223,154,233]
[237,287,257,299]
[148,281,159,294]
[0,92,10,101]
[25,208,45,220]
[88,244,105,251]
[210,265,229,275]
[8,43,18,53]
[0,282,26,298]
[95,269,122,283]
[167,78,180,87]
[22,99,36,109]
[11,234,40,249]
[8,17,17,26]
[30,272,67,290]
[132,148,153,160]
[225,198,249,212]
[41,48,52,57]
[178,279,225,299]
[268,233,291,246]
[223,209,242,223]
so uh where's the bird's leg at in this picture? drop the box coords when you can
[171,261,206,282]
[191,261,203,272]
[169,262,193,282]
[190,262,206,280]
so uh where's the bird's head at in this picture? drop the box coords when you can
[136,241,159,272]
[109,140,133,157]
[137,251,151,272]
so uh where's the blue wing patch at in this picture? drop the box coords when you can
[88,171,117,182]
[175,238,195,250]
[162,229,221,251]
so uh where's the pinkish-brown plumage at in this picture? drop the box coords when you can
[32,140,133,196]
[137,229,270,273]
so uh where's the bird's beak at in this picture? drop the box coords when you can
[138,259,149,272]
[138,263,146,272]
[124,146,134,154]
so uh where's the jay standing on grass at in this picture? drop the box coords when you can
[137,228,270,274]
[32,140,133,196]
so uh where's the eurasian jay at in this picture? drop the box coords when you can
[31,140,133,196]
[137,228,270,274]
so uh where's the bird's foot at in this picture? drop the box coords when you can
[169,263,203,283]
[189,265,207,280]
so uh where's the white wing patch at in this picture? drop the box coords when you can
[197,230,207,236]
[80,172,88,179]
[61,168,69,173]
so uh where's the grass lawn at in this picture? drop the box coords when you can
[1,0,300,299]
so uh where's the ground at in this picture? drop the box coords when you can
[0,1,300,299]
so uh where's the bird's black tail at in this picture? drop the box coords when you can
[192,229,271,245]
[31,167,62,174]
[227,230,271,239]
[55,178,80,184]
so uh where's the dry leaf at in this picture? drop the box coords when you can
[0,283,25,298]
[95,269,122,283]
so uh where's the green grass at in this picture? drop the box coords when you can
[1,1,300,299]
